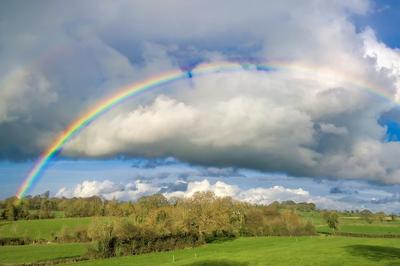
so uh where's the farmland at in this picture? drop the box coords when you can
[1,198,399,266]
[0,217,94,240]
[0,243,87,264]
[300,213,400,236]
[67,236,400,266]
[1,236,400,266]
[0,213,400,266]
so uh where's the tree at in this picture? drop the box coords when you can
[38,199,53,219]
[88,219,117,258]
[323,211,339,233]
[4,201,17,221]
[17,200,30,219]
[105,199,124,217]
[375,211,385,222]
[360,209,373,224]
[137,194,169,210]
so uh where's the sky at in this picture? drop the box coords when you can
[1,0,400,213]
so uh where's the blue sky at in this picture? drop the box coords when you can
[1,0,400,213]
[353,0,400,48]
[3,157,400,213]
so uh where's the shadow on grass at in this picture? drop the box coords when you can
[184,259,249,266]
[346,245,400,261]
[206,237,236,244]
[36,255,88,265]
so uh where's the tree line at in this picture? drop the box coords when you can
[0,192,317,221]
[84,192,316,258]
[1,191,398,258]
[0,192,316,257]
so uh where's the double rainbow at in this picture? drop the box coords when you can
[16,61,395,198]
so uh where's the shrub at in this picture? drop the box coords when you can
[85,194,316,259]
[323,211,339,232]
[55,226,90,243]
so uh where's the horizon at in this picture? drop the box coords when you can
[1,0,400,214]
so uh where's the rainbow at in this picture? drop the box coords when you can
[15,61,396,199]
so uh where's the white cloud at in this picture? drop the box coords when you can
[4,0,400,186]
[56,178,350,210]
[0,69,56,123]
[64,65,400,183]
[319,123,348,136]
[362,28,400,100]
[238,186,310,205]
[166,180,240,198]
[164,179,352,210]
[56,180,160,201]
[55,177,400,212]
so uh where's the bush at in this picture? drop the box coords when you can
[323,211,339,232]
[87,219,117,258]
[87,218,205,258]
[0,237,34,245]
[86,194,316,259]
[55,226,90,243]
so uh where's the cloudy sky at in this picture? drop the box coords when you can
[1,0,400,212]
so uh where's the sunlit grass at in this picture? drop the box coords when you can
[0,217,95,240]
[67,236,400,266]
[0,243,87,264]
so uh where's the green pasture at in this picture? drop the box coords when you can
[1,213,400,266]
[1,213,398,241]
[68,236,400,266]
[0,243,87,264]
[0,217,94,240]
[317,223,400,235]
[299,211,400,236]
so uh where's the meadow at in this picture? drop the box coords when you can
[317,222,400,235]
[0,243,87,264]
[1,216,399,266]
[65,236,400,266]
[1,197,399,266]
[2,236,400,265]
[2,213,399,242]
[0,217,93,240]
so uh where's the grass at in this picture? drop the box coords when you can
[2,214,400,265]
[0,217,95,240]
[318,223,400,235]
[299,211,400,235]
[0,243,87,264]
[315,217,400,235]
[1,212,396,240]
[52,210,66,218]
[299,211,325,225]
[66,236,400,266]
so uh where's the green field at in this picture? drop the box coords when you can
[318,218,400,235]
[1,213,398,241]
[2,235,400,266]
[64,236,400,266]
[0,217,94,240]
[300,212,400,236]
[0,243,87,264]
[317,223,400,235]
[1,214,400,266]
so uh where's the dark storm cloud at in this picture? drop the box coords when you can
[4,0,400,185]
[158,181,188,194]
[330,186,359,194]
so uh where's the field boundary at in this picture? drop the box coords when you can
[321,232,400,238]
[0,256,88,266]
